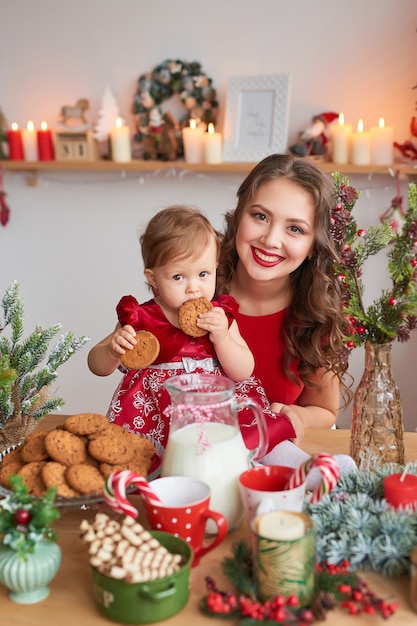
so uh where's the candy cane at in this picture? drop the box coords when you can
[104,470,163,518]
[285,453,340,504]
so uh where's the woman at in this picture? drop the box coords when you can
[217,154,351,448]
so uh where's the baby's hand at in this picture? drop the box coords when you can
[110,324,137,357]
[197,306,228,345]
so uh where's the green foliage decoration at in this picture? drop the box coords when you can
[331,175,417,347]
[0,474,59,559]
[304,461,417,577]
[0,281,89,445]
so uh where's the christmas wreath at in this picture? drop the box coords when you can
[132,59,218,159]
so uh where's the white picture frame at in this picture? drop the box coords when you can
[222,75,291,162]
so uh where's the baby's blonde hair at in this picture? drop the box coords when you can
[140,205,220,269]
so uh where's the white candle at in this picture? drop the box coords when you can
[182,119,204,163]
[110,117,131,163]
[21,120,38,161]
[330,113,352,164]
[351,119,371,165]
[370,118,394,166]
[203,123,222,164]
[256,511,305,541]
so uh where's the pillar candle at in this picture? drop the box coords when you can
[22,120,38,161]
[203,122,222,164]
[255,511,305,540]
[182,119,204,163]
[351,119,371,165]
[110,117,132,163]
[370,118,394,166]
[37,121,55,160]
[7,123,24,160]
[330,113,352,164]
[384,473,417,510]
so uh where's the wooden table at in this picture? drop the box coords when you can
[1,419,417,625]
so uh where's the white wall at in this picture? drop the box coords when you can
[1,0,416,431]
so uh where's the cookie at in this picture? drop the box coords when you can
[18,461,47,497]
[99,458,152,479]
[21,431,49,463]
[88,432,134,465]
[131,434,156,462]
[64,412,109,437]
[178,297,213,337]
[0,459,25,488]
[44,429,87,466]
[120,330,160,370]
[42,461,80,498]
[0,447,23,467]
[65,463,105,495]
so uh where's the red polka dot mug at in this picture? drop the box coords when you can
[143,476,228,567]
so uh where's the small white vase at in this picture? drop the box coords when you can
[0,540,61,604]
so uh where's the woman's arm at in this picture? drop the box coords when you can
[271,368,339,443]
[87,323,136,376]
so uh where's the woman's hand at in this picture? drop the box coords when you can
[271,402,305,444]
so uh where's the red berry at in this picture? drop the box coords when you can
[299,608,315,623]
[411,259,417,268]
[389,297,397,306]
[286,594,299,607]
[346,340,355,349]
[14,508,30,525]
[357,229,365,237]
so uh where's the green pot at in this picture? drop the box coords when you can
[0,540,61,604]
[91,531,193,624]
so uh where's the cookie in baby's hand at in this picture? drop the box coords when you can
[120,330,160,370]
[178,297,213,337]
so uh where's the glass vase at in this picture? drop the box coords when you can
[350,342,404,469]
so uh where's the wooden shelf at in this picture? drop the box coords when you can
[1,158,416,177]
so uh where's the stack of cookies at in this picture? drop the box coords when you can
[0,413,155,498]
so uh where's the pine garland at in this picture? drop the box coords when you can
[331,176,417,347]
[304,460,417,576]
[201,541,399,624]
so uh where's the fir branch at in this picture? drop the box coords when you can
[332,177,417,347]
[0,282,89,429]
[222,540,257,599]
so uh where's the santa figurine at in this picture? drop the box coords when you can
[289,111,339,157]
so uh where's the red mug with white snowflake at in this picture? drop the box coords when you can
[143,476,228,567]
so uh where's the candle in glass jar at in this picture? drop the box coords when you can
[351,119,371,165]
[37,121,55,161]
[7,123,24,160]
[255,511,305,541]
[330,113,352,164]
[22,120,38,161]
[203,123,222,164]
[370,118,394,166]
[384,472,417,510]
[182,119,204,164]
[110,117,132,163]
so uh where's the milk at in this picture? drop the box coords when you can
[161,422,249,530]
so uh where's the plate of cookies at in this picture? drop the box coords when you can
[0,413,164,508]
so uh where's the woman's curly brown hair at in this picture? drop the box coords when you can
[216,154,352,407]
